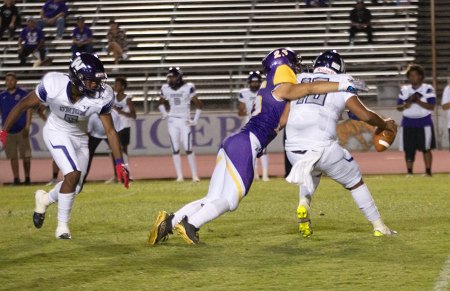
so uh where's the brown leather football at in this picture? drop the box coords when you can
[373,128,396,152]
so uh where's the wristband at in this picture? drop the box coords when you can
[115,158,124,165]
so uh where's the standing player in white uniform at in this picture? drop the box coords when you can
[0,53,130,239]
[112,76,135,173]
[284,50,397,237]
[238,71,270,181]
[396,64,436,177]
[158,67,203,182]
[441,81,450,149]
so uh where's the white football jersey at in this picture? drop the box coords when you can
[285,73,355,150]
[113,93,133,131]
[87,113,106,139]
[35,72,115,137]
[238,88,258,116]
[397,83,436,119]
[160,82,196,119]
[442,85,450,128]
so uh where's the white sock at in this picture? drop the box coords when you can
[350,184,381,222]
[260,154,269,170]
[172,154,183,178]
[172,198,206,227]
[188,198,230,229]
[57,192,75,224]
[187,153,198,178]
[48,181,63,203]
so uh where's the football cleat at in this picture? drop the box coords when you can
[176,177,184,182]
[33,190,49,229]
[297,205,313,238]
[174,216,200,245]
[192,176,200,183]
[55,225,71,240]
[373,226,398,237]
[148,211,174,245]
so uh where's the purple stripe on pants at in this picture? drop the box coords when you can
[220,131,254,195]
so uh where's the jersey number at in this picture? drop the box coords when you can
[296,77,329,106]
[251,95,262,116]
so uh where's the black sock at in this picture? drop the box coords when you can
[407,168,413,175]
[426,168,432,176]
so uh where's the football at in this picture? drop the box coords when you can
[373,128,396,152]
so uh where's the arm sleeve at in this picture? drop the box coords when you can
[188,84,197,98]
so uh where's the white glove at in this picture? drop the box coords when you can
[186,119,197,126]
[161,113,169,120]
[338,76,368,93]
[158,104,168,120]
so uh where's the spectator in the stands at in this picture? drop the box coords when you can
[71,16,93,57]
[37,0,68,40]
[349,0,373,45]
[107,19,129,67]
[0,0,20,40]
[18,17,47,66]
[305,0,326,7]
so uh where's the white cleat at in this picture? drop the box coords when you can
[176,177,184,182]
[34,190,49,214]
[55,224,72,240]
[374,225,398,237]
[192,176,200,182]
[262,175,270,182]
[45,179,57,186]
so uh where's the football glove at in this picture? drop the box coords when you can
[115,159,130,189]
[338,77,368,93]
[186,119,197,126]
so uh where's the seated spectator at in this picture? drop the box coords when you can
[37,0,68,40]
[349,0,373,45]
[18,17,47,66]
[305,0,326,7]
[0,0,20,40]
[107,19,129,67]
[71,16,93,57]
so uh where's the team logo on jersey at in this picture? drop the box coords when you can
[64,114,78,123]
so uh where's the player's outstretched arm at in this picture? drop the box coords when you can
[274,77,367,101]
[346,95,397,134]
[100,113,130,188]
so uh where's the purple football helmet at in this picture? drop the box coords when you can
[261,48,302,74]
[167,66,184,89]
[69,53,107,97]
[313,50,346,74]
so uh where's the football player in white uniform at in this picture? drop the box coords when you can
[396,64,436,177]
[284,50,397,237]
[238,71,270,181]
[158,67,203,182]
[0,53,130,239]
[112,76,135,173]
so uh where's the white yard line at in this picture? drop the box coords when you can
[434,254,450,291]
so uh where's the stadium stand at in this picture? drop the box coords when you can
[0,0,419,111]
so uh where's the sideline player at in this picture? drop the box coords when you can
[284,50,397,238]
[238,71,270,181]
[158,67,203,182]
[148,48,367,245]
[0,53,129,239]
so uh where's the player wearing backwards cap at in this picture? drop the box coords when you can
[0,53,130,240]
[148,48,367,245]
[158,67,203,182]
[284,50,397,238]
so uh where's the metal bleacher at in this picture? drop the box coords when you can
[0,0,419,111]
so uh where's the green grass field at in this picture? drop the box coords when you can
[0,175,449,290]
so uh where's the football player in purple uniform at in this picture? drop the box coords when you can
[148,48,367,245]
